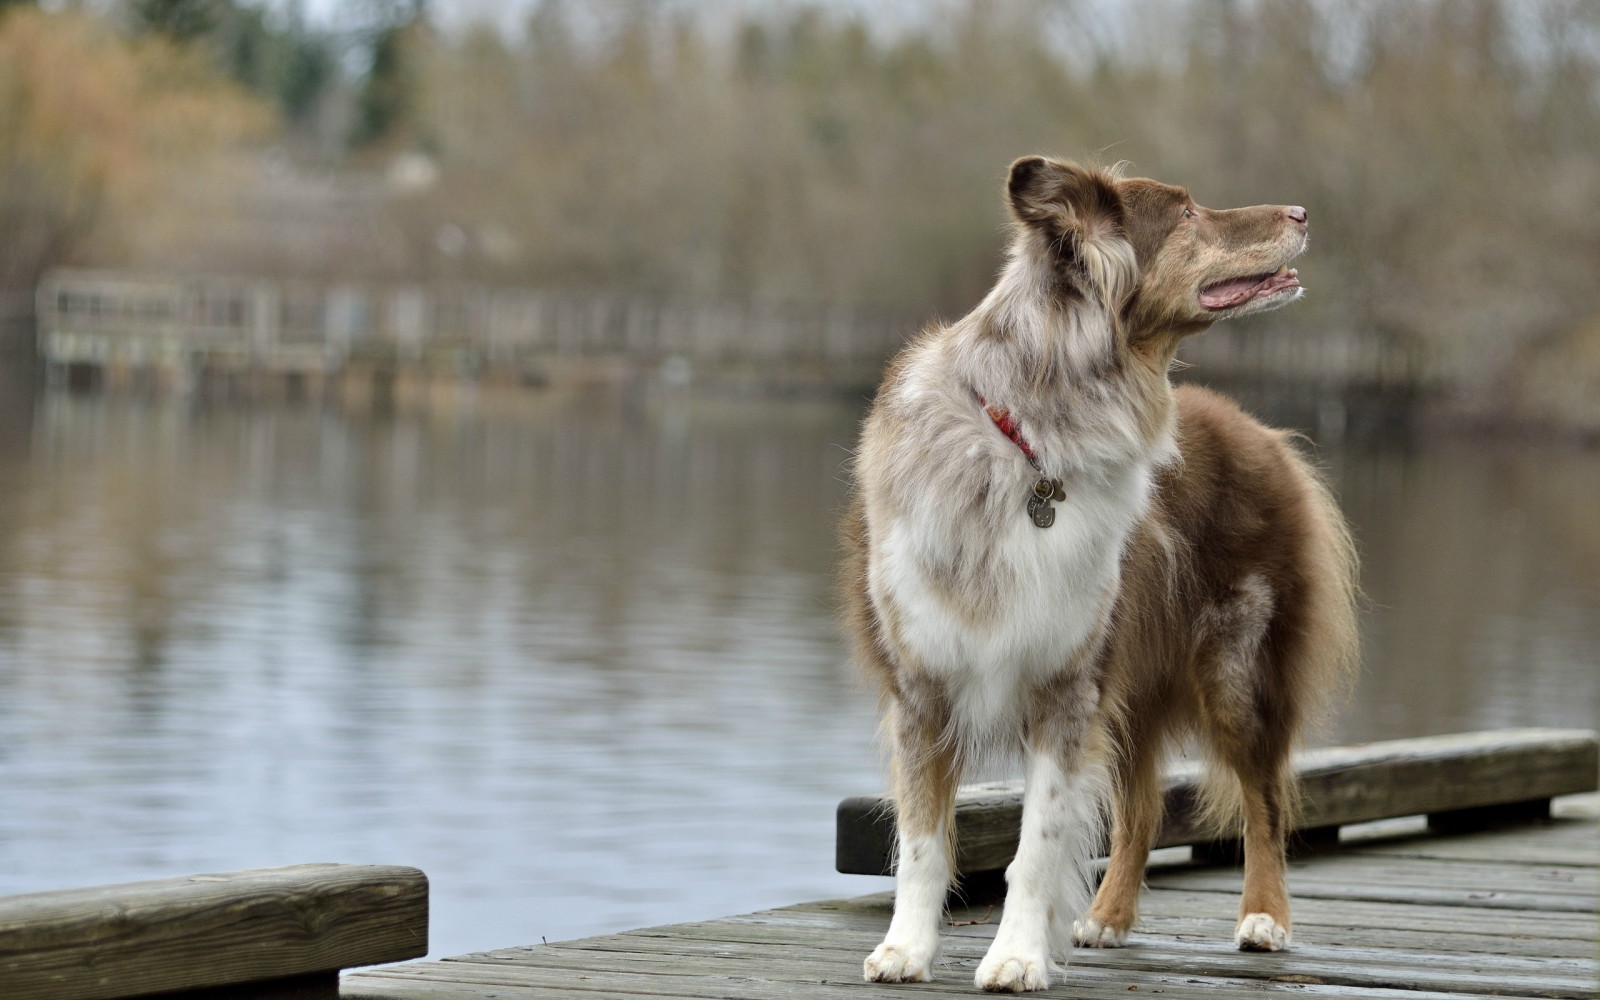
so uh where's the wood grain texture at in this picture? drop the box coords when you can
[347,953,1511,1000]
[0,863,427,1000]
[344,803,1598,1000]
[464,925,1598,990]
[837,728,1599,875]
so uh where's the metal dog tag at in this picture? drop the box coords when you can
[1026,477,1063,527]
[1027,492,1055,528]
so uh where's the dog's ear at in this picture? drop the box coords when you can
[1007,157,1134,304]
[1007,157,1122,237]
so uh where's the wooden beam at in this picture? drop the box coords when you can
[836,727,1599,876]
[0,863,428,1000]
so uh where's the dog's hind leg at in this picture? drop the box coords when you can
[1074,718,1163,948]
[1222,745,1294,951]
[864,696,959,983]
[976,678,1110,993]
[1197,574,1297,951]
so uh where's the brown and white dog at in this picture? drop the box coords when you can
[840,157,1359,992]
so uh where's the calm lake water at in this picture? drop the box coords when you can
[0,364,1596,958]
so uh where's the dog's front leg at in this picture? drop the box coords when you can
[864,699,959,983]
[976,735,1108,993]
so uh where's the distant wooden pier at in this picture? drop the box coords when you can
[33,268,1431,403]
[34,269,912,396]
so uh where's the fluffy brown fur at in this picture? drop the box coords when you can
[840,157,1358,991]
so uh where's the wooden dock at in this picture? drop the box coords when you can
[343,798,1597,998]
[341,785,1597,998]
[2,731,1593,999]
[0,864,428,1000]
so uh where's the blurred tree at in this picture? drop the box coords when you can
[217,1,335,123]
[276,26,334,122]
[6,0,1599,420]
[353,0,429,149]
[377,0,1600,418]
[131,0,217,41]
[122,0,338,127]
[0,9,270,294]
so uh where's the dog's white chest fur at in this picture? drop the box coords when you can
[870,455,1156,739]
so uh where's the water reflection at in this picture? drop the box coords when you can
[1331,434,1600,740]
[0,385,888,956]
[0,379,1595,958]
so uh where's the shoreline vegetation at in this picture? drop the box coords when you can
[2,0,1598,434]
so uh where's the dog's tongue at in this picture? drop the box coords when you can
[1199,269,1296,310]
[1199,273,1271,310]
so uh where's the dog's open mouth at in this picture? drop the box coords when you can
[1198,265,1300,311]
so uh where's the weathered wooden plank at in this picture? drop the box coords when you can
[468,902,1598,998]
[338,774,1598,1000]
[911,935,1589,1000]
[345,953,1507,1000]
[1134,887,1598,940]
[1206,853,1600,898]
[660,886,1596,953]
[1263,860,1594,898]
[707,907,1600,967]
[813,831,1600,910]
[1343,833,1600,867]
[0,863,427,1000]
[344,984,598,1000]
[343,981,597,1000]
[469,929,1599,993]
[476,947,1592,1000]
[1064,939,1598,998]
[344,971,1495,1000]
[1156,869,1594,912]
[537,919,1599,965]
[745,860,1600,932]
[715,894,1597,945]
[837,728,1600,875]
[619,908,1600,964]
[1099,912,1600,960]
[553,898,1597,967]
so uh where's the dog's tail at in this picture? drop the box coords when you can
[1192,439,1361,842]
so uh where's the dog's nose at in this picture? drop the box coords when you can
[1286,206,1308,225]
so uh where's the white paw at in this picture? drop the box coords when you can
[974,947,1053,993]
[1072,917,1128,948]
[1234,912,1291,952]
[863,939,937,983]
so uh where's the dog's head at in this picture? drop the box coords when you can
[1006,156,1308,342]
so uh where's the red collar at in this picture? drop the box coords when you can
[978,395,1039,464]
